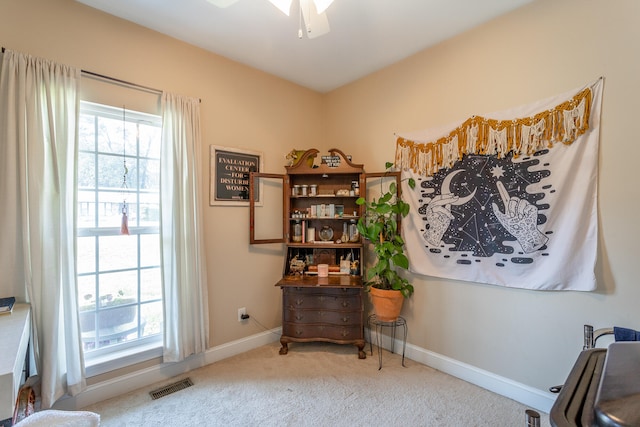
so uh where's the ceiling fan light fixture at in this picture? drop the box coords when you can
[267,0,332,39]
[268,0,293,16]
[313,0,334,14]
[206,0,240,8]
[299,0,330,39]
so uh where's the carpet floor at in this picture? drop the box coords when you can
[83,341,550,426]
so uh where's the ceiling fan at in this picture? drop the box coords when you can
[206,0,335,39]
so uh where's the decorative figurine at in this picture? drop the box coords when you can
[289,255,306,276]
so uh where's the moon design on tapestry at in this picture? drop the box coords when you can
[441,170,477,206]
[416,151,551,265]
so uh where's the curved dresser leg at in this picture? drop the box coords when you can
[279,339,289,355]
[357,341,366,359]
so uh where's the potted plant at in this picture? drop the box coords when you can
[356,162,415,321]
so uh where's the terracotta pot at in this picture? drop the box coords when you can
[369,286,404,321]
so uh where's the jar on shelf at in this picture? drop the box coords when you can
[309,184,318,196]
[292,185,301,196]
[292,220,302,242]
[300,184,308,196]
[349,219,359,242]
[319,225,334,242]
[351,180,360,196]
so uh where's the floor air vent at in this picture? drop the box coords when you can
[149,378,193,400]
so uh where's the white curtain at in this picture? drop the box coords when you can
[160,92,210,362]
[0,50,85,407]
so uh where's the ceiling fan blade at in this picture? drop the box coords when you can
[206,0,240,7]
[300,0,330,39]
[268,0,293,16]
[313,0,334,14]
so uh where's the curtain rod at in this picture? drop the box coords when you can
[81,69,163,96]
[82,70,200,102]
[1,46,161,94]
[3,46,201,102]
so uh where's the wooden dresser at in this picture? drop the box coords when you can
[277,276,365,358]
[250,149,367,358]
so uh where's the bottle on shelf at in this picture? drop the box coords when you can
[351,180,360,196]
[349,219,359,242]
[341,222,349,243]
[292,220,302,242]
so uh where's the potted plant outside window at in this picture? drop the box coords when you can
[356,162,415,321]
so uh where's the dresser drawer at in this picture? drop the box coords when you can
[283,308,360,325]
[284,287,361,298]
[282,322,363,340]
[283,291,361,311]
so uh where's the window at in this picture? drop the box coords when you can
[77,102,163,362]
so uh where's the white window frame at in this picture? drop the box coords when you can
[77,101,164,375]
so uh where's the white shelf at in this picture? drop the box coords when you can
[0,303,30,421]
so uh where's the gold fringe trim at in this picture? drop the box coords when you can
[395,86,593,177]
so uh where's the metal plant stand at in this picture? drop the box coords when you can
[367,314,407,370]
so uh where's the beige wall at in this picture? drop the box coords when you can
[327,0,640,390]
[0,0,325,349]
[1,0,639,397]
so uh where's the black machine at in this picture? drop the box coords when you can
[550,326,640,427]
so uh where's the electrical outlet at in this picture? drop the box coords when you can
[238,307,247,322]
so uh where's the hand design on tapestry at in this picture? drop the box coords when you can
[491,180,548,253]
[423,193,459,246]
[422,170,477,247]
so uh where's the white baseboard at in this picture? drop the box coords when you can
[56,326,556,415]
[377,333,556,414]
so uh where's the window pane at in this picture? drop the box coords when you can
[140,267,161,302]
[99,235,138,272]
[139,125,161,159]
[78,190,96,228]
[97,153,135,190]
[79,115,95,152]
[141,301,163,337]
[99,270,138,303]
[140,234,160,267]
[139,194,159,227]
[77,274,96,310]
[97,193,136,228]
[77,236,96,274]
[139,158,159,191]
[97,115,125,155]
[124,121,138,157]
[80,302,141,350]
[78,152,96,189]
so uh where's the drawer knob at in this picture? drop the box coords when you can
[295,314,304,321]
[296,299,304,305]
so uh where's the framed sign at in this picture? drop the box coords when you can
[210,145,263,206]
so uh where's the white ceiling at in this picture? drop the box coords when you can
[75,0,533,93]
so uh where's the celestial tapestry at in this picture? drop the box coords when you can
[396,79,603,291]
